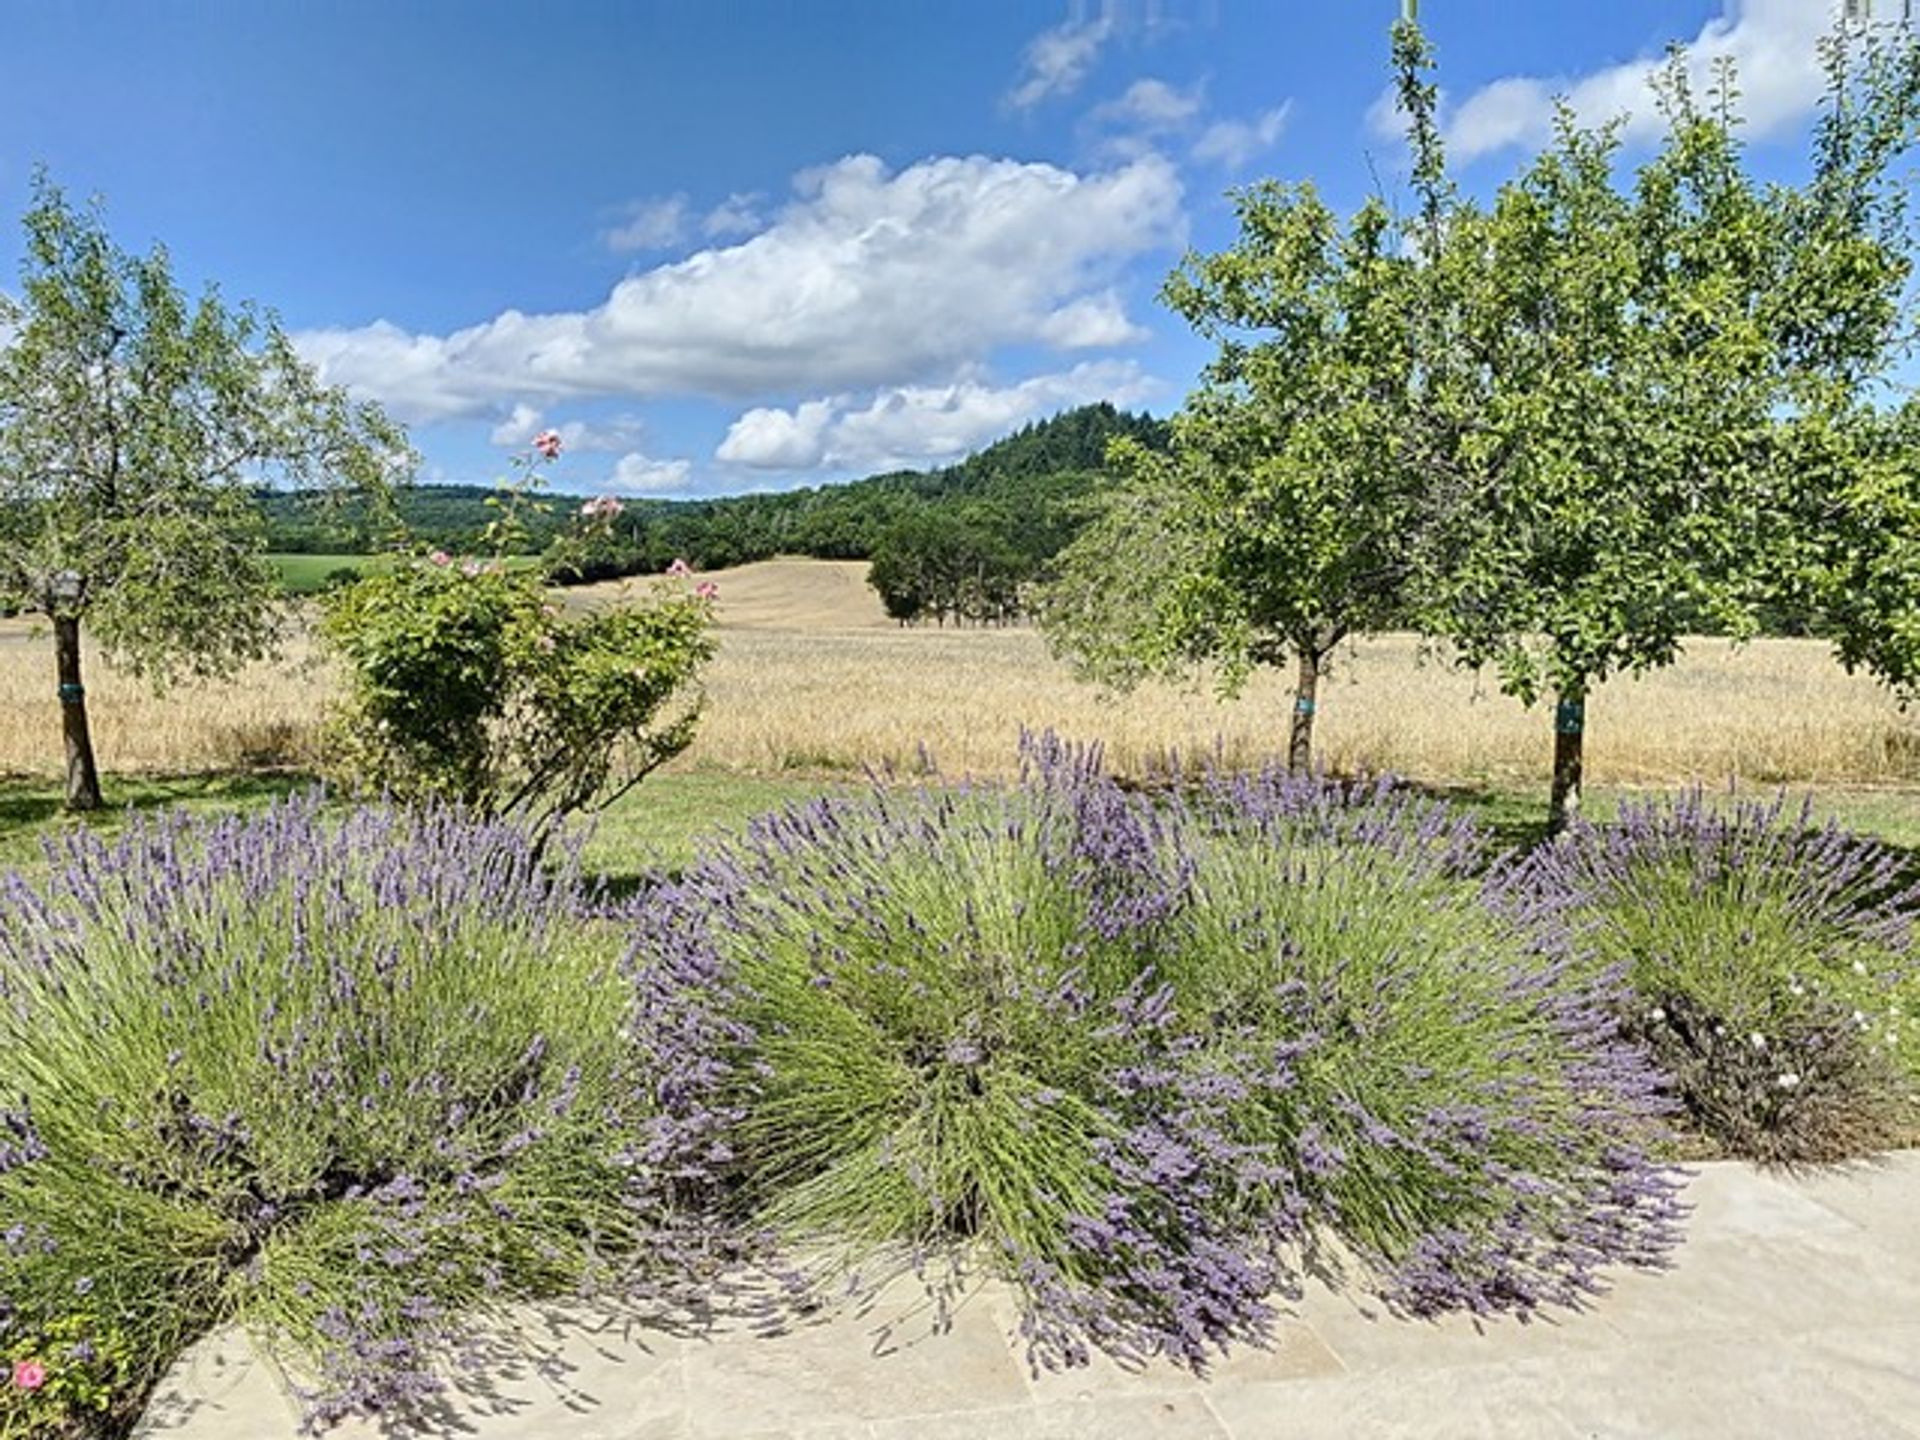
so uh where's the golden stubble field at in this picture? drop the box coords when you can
[0,558,1915,788]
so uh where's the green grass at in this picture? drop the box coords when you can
[266,553,545,594]
[0,769,844,879]
[266,553,395,593]
[3,769,1917,884]
[1423,781,1920,856]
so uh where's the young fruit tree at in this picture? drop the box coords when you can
[0,176,410,809]
[1040,183,1422,771]
[1403,17,1920,832]
[1765,27,1920,710]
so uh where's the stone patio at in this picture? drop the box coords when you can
[136,1154,1920,1440]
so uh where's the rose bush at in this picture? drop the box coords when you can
[320,435,713,840]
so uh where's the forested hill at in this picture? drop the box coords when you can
[257,403,1167,578]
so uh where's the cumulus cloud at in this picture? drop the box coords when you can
[716,360,1159,474]
[1084,75,1288,170]
[608,450,694,495]
[1034,290,1147,347]
[488,403,545,446]
[298,152,1182,424]
[1383,0,1838,164]
[603,195,690,253]
[1192,102,1292,168]
[1093,77,1205,131]
[702,192,764,237]
[1007,11,1116,109]
[714,400,838,470]
[488,403,648,453]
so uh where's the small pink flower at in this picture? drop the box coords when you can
[580,495,624,521]
[536,633,557,653]
[695,581,719,600]
[428,549,452,567]
[11,1359,46,1391]
[460,559,483,577]
[532,429,563,460]
[666,558,692,578]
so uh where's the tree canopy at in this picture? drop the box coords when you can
[0,175,410,805]
[1410,22,1920,826]
[1041,181,1424,768]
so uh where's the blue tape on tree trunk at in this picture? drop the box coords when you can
[57,683,84,703]
[1554,698,1585,735]
[1294,697,1316,714]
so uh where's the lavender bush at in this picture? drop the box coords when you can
[1511,791,1920,1163]
[628,737,1685,1372]
[0,798,713,1435]
[1170,762,1685,1316]
[629,741,1283,1372]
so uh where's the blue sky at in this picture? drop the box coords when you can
[0,1,1862,498]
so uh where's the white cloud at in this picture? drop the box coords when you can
[489,402,545,446]
[1094,78,1205,131]
[716,360,1159,474]
[603,195,691,253]
[298,152,1182,424]
[1084,75,1288,171]
[1035,290,1147,347]
[1392,0,1838,164]
[714,400,837,469]
[1191,102,1292,168]
[489,403,648,453]
[1008,11,1115,110]
[703,192,764,237]
[608,450,693,495]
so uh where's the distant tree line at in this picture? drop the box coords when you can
[255,403,1168,621]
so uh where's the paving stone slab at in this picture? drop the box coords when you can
[1595,1228,1920,1342]
[1513,1334,1920,1440]
[867,1396,1231,1440]
[136,1157,1920,1440]
[1782,1151,1920,1247]
[1014,1317,1345,1403]
[1676,1159,1866,1240]
[1204,1365,1585,1440]
[1795,1324,1920,1434]
[679,1283,1028,1438]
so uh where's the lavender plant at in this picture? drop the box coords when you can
[1170,762,1684,1316]
[628,737,1684,1372]
[630,740,1283,1371]
[0,798,713,1434]
[1512,792,1920,1163]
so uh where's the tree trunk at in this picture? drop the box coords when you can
[54,614,103,811]
[1289,647,1323,772]
[1548,689,1585,837]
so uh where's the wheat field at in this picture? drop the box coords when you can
[1,558,1915,788]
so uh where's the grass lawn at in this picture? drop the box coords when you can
[3,767,1917,882]
[0,769,846,878]
[267,553,547,594]
[266,552,398,593]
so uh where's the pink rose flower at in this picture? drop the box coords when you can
[666,558,692,577]
[428,550,452,567]
[695,581,719,600]
[533,429,563,460]
[11,1359,45,1390]
[580,495,624,521]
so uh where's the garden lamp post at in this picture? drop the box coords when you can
[48,567,102,811]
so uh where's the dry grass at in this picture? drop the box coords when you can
[2,558,1916,789]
